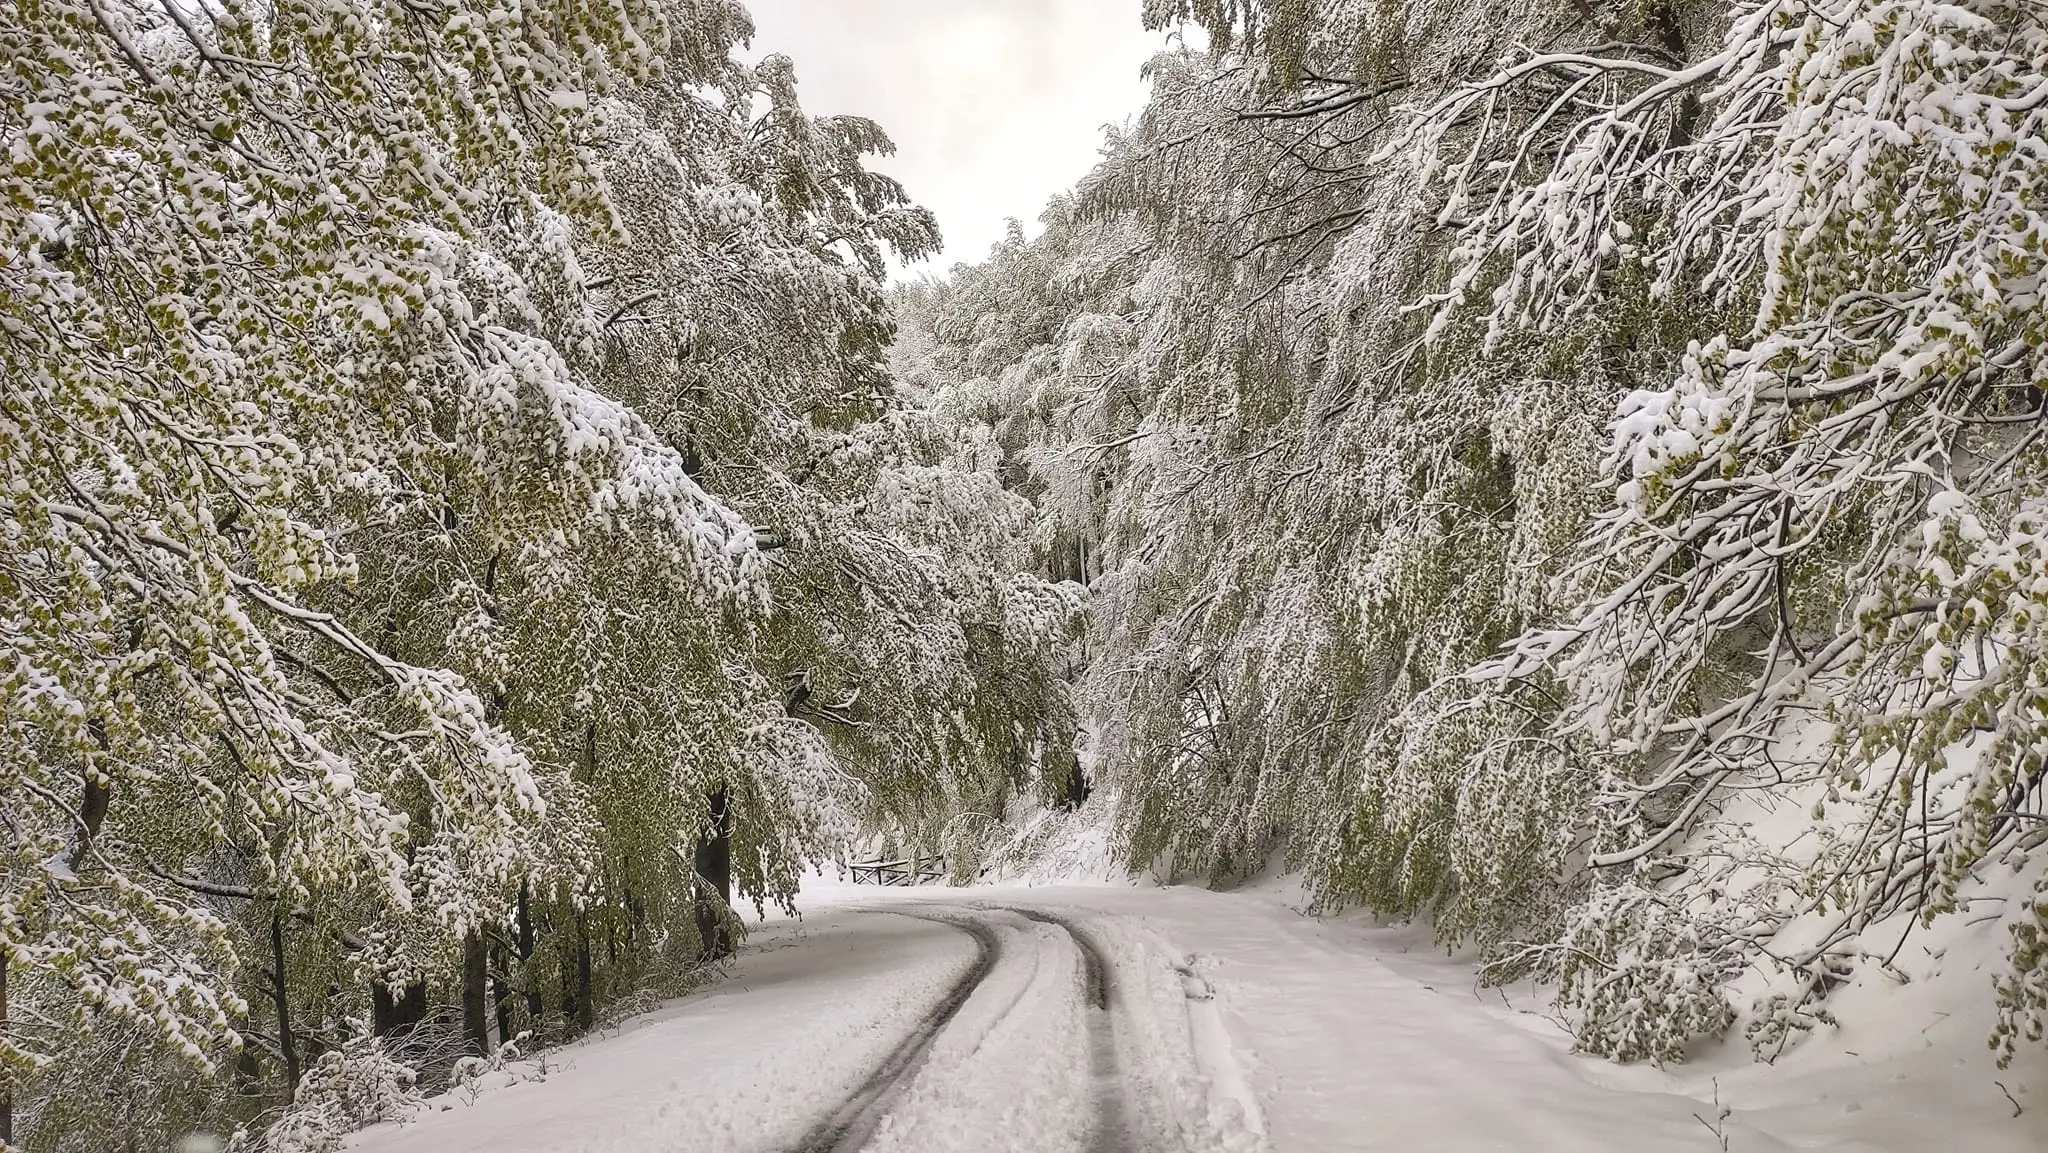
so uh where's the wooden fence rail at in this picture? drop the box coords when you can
[847,856,947,886]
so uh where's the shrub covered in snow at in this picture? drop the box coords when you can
[258,1036,420,1153]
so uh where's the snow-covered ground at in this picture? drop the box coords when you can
[348,871,2048,1153]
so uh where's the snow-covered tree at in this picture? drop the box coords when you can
[1,0,752,1134]
[1,0,1080,1145]
[906,0,2048,1068]
[1407,0,2048,1062]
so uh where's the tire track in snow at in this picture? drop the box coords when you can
[1173,952,1266,1143]
[791,912,1000,1153]
[1009,908,1133,1153]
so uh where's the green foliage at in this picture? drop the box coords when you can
[907,0,2048,1071]
[1,0,1075,1145]
[1555,883,1741,1065]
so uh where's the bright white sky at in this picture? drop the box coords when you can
[740,1,1178,280]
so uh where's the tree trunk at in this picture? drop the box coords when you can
[70,772,110,871]
[491,944,513,1047]
[461,929,489,1057]
[1062,754,1090,808]
[575,915,594,1034]
[517,882,542,1027]
[270,909,299,1100]
[692,787,733,960]
[372,980,428,1038]
[558,928,577,1035]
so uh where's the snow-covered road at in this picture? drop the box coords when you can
[349,881,2048,1153]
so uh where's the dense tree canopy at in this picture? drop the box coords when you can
[902,0,2048,1069]
[4,0,2047,1146]
[1,0,1074,1146]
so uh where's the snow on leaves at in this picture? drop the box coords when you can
[1411,0,2048,1064]
[911,0,2048,1071]
[1,0,1050,1145]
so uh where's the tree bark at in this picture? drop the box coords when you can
[575,915,594,1034]
[372,980,428,1038]
[490,943,512,1047]
[70,772,110,871]
[693,787,733,960]
[461,929,489,1057]
[1063,754,1090,808]
[269,909,300,1099]
[517,882,542,1027]
[558,928,576,1035]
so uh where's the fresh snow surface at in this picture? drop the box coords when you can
[349,872,2048,1152]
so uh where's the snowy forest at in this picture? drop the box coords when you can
[3,0,2046,1149]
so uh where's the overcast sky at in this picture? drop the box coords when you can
[740,1,1176,280]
